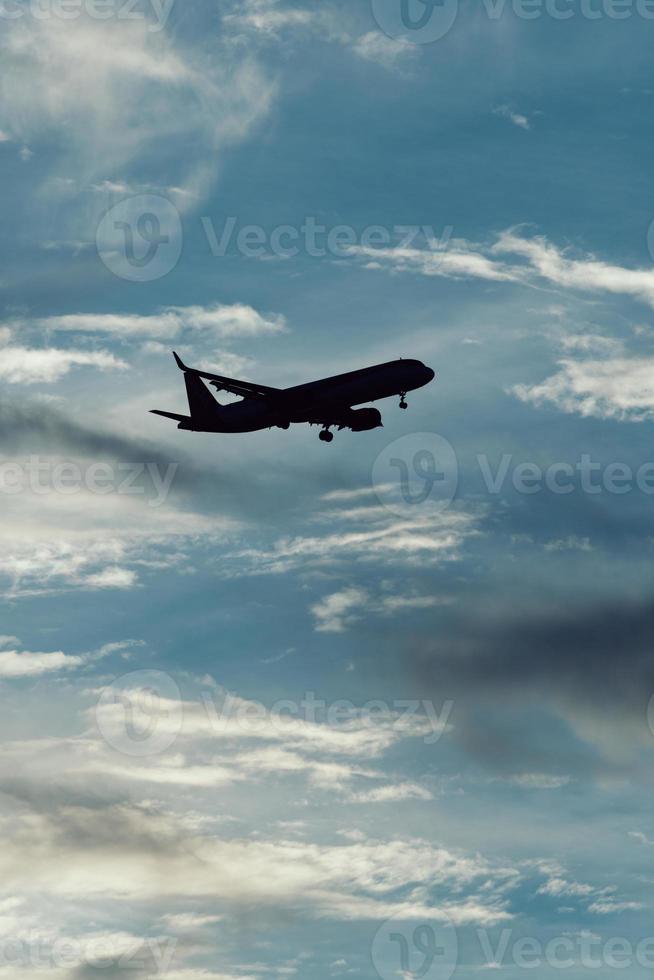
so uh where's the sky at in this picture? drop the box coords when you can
[1,0,654,978]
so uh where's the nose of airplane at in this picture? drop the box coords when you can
[423,365,436,384]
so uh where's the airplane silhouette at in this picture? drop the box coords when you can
[151,352,436,442]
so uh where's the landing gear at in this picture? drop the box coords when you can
[319,429,334,443]
[399,393,408,410]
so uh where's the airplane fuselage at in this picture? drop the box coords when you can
[189,359,434,433]
[152,355,436,441]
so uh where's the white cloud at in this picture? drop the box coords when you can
[38,304,288,341]
[170,303,288,338]
[311,587,369,633]
[507,773,572,790]
[348,227,654,311]
[493,229,654,307]
[0,346,126,384]
[228,505,478,578]
[352,32,417,70]
[224,0,318,36]
[84,567,138,590]
[0,638,133,678]
[588,899,644,914]
[223,3,411,74]
[559,334,623,355]
[0,797,515,924]
[311,587,447,633]
[513,356,654,421]
[629,830,654,845]
[493,104,531,130]
[0,649,82,678]
[348,782,433,804]
[0,14,275,224]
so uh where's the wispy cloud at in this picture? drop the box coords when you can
[513,356,654,422]
[0,13,276,230]
[352,32,418,70]
[37,304,288,341]
[311,587,447,633]
[0,344,126,384]
[493,104,531,130]
[348,227,654,310]
[0,638,133,678]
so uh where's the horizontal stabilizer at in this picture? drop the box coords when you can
[150,410,192,423]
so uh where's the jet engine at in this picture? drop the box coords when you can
[346,408,383,431]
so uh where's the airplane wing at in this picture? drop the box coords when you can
[173,352,280,401]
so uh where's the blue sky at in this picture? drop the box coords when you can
[1,1,654,978]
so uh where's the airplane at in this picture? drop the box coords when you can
[151,352,436,442]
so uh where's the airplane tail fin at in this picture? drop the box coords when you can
[173,351,187,371]
[172,351,220,423]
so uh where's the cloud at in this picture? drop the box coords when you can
[543,537,592,553]
[311,587,448,633]
[408,593,654,776]
[40,304,288,341]
[0,13,275,230]
[0,346,126,384]
[223,2,410,73]
[311,587,369,633]
[0,649,83,678]
[348,782,433,803]
[347,227,654,311]
[0,793,515,925]
[513,356,654,422]
[507,773,572,790]
[224,0,319,36]
[493,104,531,130]
[227,500,479,578]
[84,568,138,590]
[352,32,417,70]
[629,831,654,845]
[0,638,134,678]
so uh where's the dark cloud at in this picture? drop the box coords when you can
[402,594,654,777]
[0,399,329,519]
